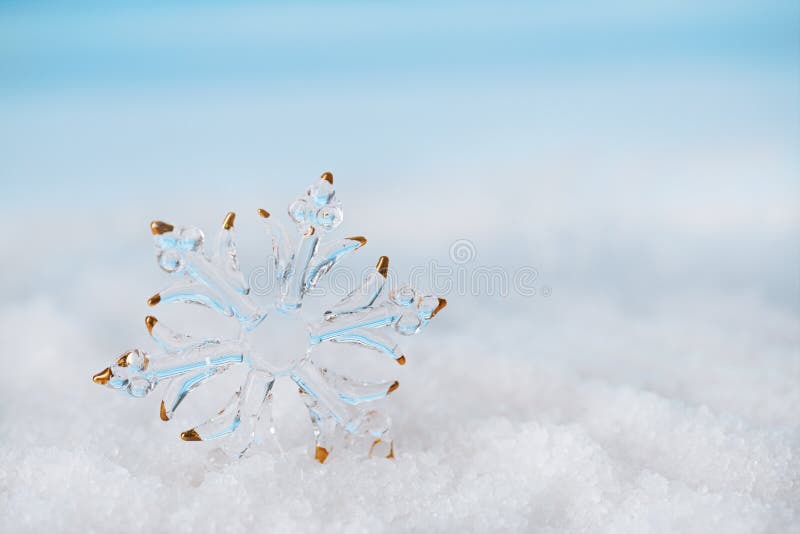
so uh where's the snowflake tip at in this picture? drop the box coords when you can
[147,293,161,306]
[431,297,448,318]
[93,367,112,385]
[320,171,334,184]
[116,352,131,367]
[160,401,169,421]
[150,220,174,235]
[376,256,390,277]
[369,439,395,459]
[145,315,158,334]
[257,208,270,218]
[315,446,329,463]
[223,211,236,230]
[346,235,367,246]
[181,429,202,441]
[387,380,400,394]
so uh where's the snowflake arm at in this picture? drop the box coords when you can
[181,370,274,452]
[304,235,366,291]
[145,315,201,353]
[149,218,264,326]
[320,367,399,405]
[323,261,387,319]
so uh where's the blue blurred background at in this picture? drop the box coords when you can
[2,6,799,529]
[1,0,798,321]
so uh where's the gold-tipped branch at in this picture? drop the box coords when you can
[431,297,447,318]
[320,171,334,184]
[376,256,389,278]
[92,367,113,385]
[150,221,174,235]
[257,208,270,218]
[180,429,202,441]
[315,446,329,463]
[147,293,161,306]
[222,211,236,230]
[116,351,131,367]
[347,236,367,246]
[369,439,395,459]
[145,315,157,334]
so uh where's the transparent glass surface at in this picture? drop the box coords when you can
[93,173,446,462]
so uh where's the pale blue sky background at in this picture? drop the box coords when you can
[0,1,798,316]
[2,4,799,528]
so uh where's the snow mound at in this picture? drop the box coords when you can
[0,290,797,533]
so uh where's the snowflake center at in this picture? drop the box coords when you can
[242,306,311,375]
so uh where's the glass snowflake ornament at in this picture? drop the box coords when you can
[92,172,446,462]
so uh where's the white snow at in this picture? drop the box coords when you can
[0,217,797,532]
